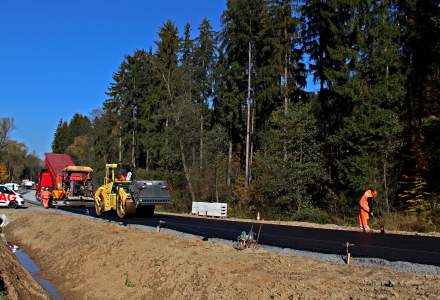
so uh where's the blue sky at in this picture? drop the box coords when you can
[1,0,316,159]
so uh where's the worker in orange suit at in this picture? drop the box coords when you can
[42,188,51,209]
[358,189,378,232]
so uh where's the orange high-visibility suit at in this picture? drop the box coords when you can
[42,189,51,209]
[358,190,374,232]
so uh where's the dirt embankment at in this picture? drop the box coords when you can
[3,210,440,300]
[0,233,49,300]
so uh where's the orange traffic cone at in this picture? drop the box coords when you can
[256,212,261,221]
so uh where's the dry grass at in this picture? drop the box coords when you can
[370,212,438,233]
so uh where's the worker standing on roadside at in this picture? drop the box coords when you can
[358,189,378,232]
[42,187,51,209]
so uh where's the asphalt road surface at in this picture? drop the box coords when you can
[24,193,440,266]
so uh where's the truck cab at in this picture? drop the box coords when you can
[35,153,94,207]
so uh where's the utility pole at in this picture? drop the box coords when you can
[283,50,289,162]
[131,76,137,168]
[118,97,122,164]
[131,104,136,168]
[245,41,252,188]
[119,130,122,163]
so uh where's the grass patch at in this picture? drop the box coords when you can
[0,275,6,300]
[371,212,439,233]
[123,272,135,288]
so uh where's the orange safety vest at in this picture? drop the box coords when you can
[42,190,51,208]
[359,190,373,221]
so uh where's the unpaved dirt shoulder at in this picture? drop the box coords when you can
[0,233,49,300]
[3,210,440,300]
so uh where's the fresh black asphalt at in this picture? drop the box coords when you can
[23,192,440,266]
[58,206,440,267]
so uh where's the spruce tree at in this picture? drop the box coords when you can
[52,119,69,153]
[193,18,216,169]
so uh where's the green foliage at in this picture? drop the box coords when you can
[123,272,135,288]
[49,1,440,229]
[0,117,13,151]
[400,175,432,212]
[398,133,438,212]
[328,104,403,198]
[52,115,91,155]
[256,101,326,213]
[0,141,42,182]
[0,161,8,183]
[290,207,330,224]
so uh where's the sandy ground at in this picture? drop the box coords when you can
[0,232,49,299]
[1,208,440,300]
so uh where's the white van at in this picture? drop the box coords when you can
[4,183,20,192]
[21,179,35,189]
[0,185,25,209]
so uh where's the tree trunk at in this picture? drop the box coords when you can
[118,125,122,163]
[245,41,252,188]
[283,51,289,162]
[8,163,11,182]
[227,133,232,187]
[200,114,204,170]
[249,103,255,184]
[215,166,219,203]
[131,104,136,168]
[180,140,196,203]
[131,128,135,168]
[192,146,196,167]
[383,153,390,213]
[145,149,149,172]
[165,118,169,147]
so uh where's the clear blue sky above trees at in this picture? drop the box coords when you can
[0,0,316,158]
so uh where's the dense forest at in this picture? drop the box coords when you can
[0,117,42,183]
[52,0,440,228]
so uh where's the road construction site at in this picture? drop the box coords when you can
[25,187,440,269]
[0,191,440,299]
[2,203,440,300]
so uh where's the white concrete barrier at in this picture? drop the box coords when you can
[191,202,227,218]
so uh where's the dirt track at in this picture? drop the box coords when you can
[3,209,440,300]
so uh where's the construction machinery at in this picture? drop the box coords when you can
[94,163,171,218]
[35,153,94,207]
[233,224,262,250]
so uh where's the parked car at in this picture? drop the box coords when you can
[0,185,25,209]
[21,179,35,189]
[4,183,20,192]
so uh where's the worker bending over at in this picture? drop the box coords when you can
[358,189,378,232]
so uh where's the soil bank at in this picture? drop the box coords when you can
[0,232,49,300]
[3,209,440,300]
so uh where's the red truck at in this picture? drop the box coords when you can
[36,153,94,207]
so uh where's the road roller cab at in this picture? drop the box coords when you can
[94,164,135,218]
[94,163,170,219]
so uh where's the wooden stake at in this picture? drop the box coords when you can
[345,242,354,265]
